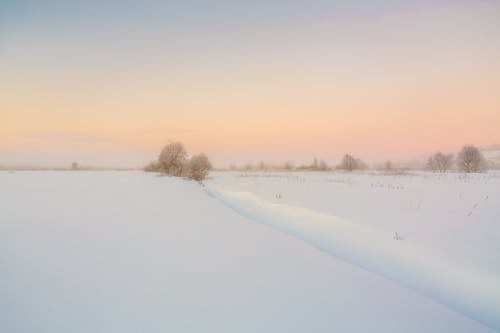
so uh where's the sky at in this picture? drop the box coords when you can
[1,0,499,168]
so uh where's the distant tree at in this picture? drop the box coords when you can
[426,156,437,172]
[311,158,319,170]
[318,159,329,171]
[158,141,188,176]
[384,160,393,171]
[456,145,485,173]
[427,152,454,173]
[71,162,79,170]
[308,158,328,171]
[185,153,212,181]
[283,161,294,170]
[339,154,366,171]
[354,158,368,170]
[339,154,356,171]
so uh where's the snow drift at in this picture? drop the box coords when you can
[205,186,500,331]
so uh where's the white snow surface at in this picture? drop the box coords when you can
[209,171,500,275]
[204,185,500,330]
[1,171,499,332]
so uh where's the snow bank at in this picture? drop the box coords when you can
[205,186,500,331]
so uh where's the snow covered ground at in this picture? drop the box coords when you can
[1,171,498,332]
[209,171,500,276]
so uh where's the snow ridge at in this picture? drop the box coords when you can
[205,186,500,331]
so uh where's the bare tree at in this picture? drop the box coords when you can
[339,154,366,171]
[427,152,454,172]
[308,158,328,171]
[354,158,368,170]
[318,160,329,171]
[185,153,212,181]
[158,141,188,176]
[426,156,438,172]
[438,153,453,172]
[283,161,294,170]
[339,154,356,171]
[311,158,319,170]
[456,145,485,173]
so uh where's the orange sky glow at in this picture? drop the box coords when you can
[1,1,499,167]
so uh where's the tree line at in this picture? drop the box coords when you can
[426,145,486,173]
[225,144,490,173]
[145,143,490,181]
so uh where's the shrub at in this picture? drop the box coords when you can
[146,142,212,182]
[185,153,212,181]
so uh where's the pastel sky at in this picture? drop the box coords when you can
[1,0,499,167]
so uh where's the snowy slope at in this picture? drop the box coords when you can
[205,186,500,331]
[0,171,496,332]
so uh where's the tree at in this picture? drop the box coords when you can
[354,158,368,170]
[158,141,187,176]
[456,145,485,173]
[283,161,294,170]
[427,152,453,172]
[311,158,319,170]
[382,160,393,172]
[340,154,356,171]
[309,158,328,171]
[318,160,329,171]
[339,154,366,171]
